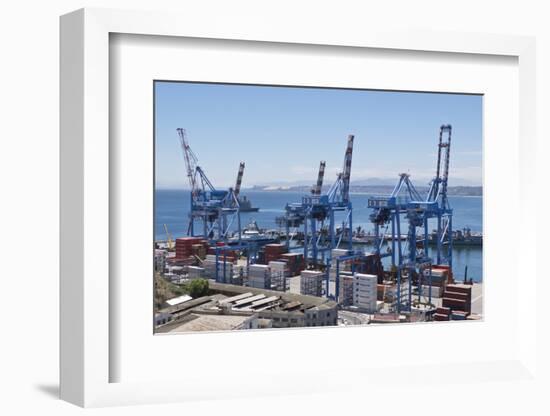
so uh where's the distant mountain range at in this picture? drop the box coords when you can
[246,183,482,196]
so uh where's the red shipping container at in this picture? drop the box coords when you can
[445,284,472,295]
[443,291,470,302]
[442,297,470,314]
[436,306,451,315]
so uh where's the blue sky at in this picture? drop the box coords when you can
[155,82,482,189]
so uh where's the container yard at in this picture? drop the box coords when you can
[154,124,483,333]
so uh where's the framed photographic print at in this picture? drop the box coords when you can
[60,7,539,408]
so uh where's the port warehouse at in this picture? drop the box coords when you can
[156,282,338,332]
[155,126,482,331]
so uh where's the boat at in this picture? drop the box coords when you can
[228,220,276,245]
[348,226,376,245]
[428,227,482,247]
[450,227,483,247]
[238,195,260,212]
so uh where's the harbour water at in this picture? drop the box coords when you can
[155,190,483,282]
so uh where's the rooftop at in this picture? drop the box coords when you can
[165,294,192,307]
[166,313,255,332]
[210,281,337,311]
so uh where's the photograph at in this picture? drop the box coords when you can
[153,81,483,333]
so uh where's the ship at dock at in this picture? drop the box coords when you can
[428,227,482,247]
[346,226,482,247]
[228,220,277,245]
[238,195,260,212]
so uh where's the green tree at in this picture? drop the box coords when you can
[186,278,209,298]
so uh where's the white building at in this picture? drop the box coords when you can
[154,249,167,272]
[352,273,377,312]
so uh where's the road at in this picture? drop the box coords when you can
[338,310,370,326]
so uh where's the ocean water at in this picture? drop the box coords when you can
[155,190,483,281]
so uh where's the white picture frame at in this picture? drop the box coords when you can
[60,7,539,408]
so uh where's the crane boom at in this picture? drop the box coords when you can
[341,134,354,203]
[326,134,355,203]
[177,128,198,194]
[311,161,326,195]
[234,162,245,197]
[163,223,174,250]
[440,125,452,207]
[427,124,452,208]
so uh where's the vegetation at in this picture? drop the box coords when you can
[154,274,210,311]
[186,278,210,298]
[154,272,184,310]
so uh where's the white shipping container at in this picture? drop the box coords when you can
[421,285,441,297]
[187,265,205,278]
[250,264,270,270]
[301,270,324,277]
[300,270,324,296]
[331,249,349,258]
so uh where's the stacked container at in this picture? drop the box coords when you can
[377,283,392,301]
[268,261,288,291]
[187,265,205,279]
[191,244,206,259]
[442,284,472,315]
[300,270,324,297]
[206,242,237,262]
[429,265,454,290]
[340,273,355,306]
[329,249,350,282]
[355,253,384,282]
[331,248,349,258]
[280,252,305,276]
[264,243,287,264]
[433,306,451,321]
[232,265,246,286]
[421,285,441,298]
[203,254,234,280]
[175,237,208,260]
[248,264,271,289]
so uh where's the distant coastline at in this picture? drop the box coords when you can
[244,184,483,197]
[156,185,483,197]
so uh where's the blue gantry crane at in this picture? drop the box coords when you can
[368,173,437,312]
[367,125,453,312]
[177,128,242,244]
[425,124,453,268]
[280,134,355,267]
